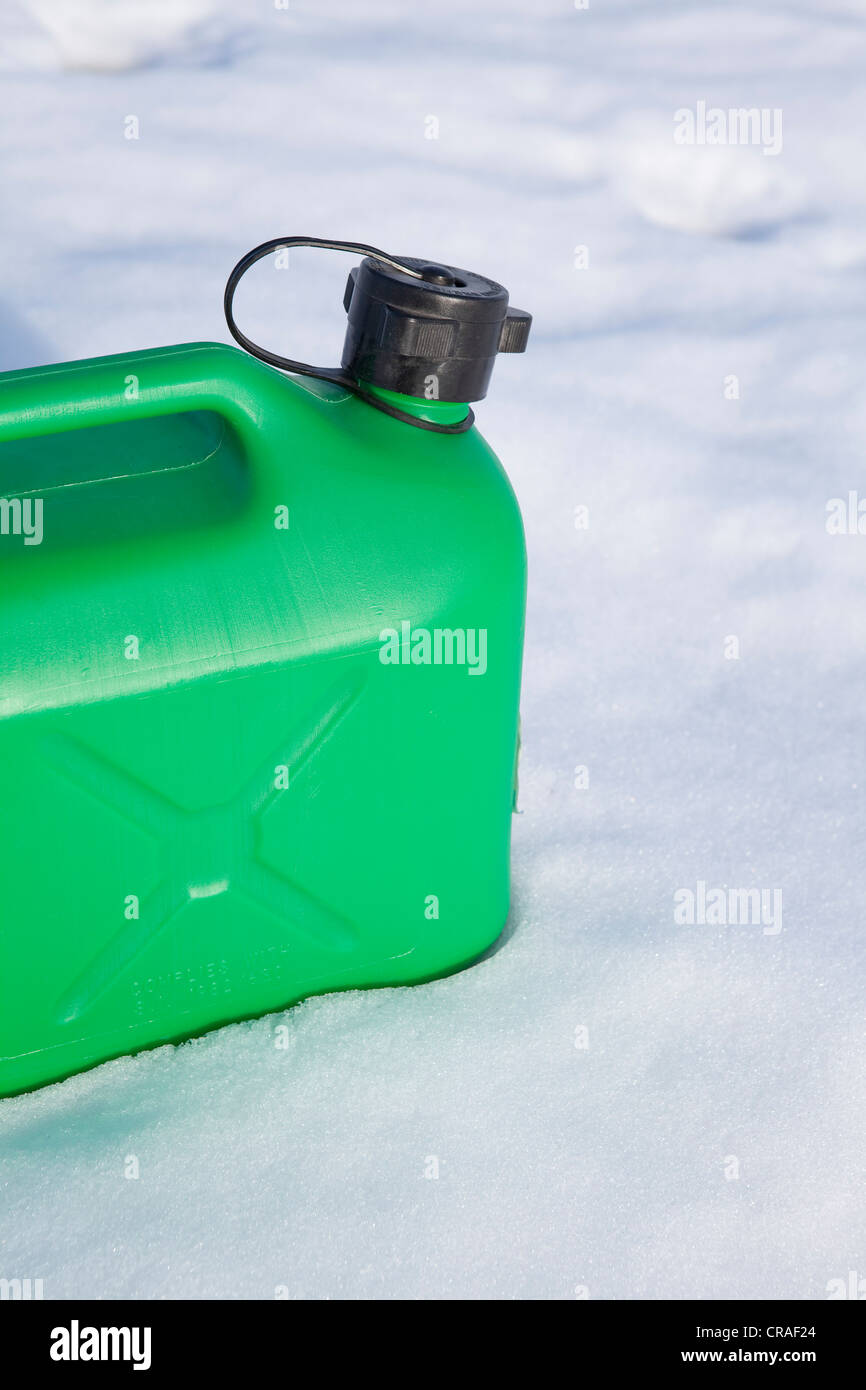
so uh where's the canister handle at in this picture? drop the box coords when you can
[0,341,291,496]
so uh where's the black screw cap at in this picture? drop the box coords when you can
[341,255,531,403]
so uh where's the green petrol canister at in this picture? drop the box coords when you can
[0,237,531,1096]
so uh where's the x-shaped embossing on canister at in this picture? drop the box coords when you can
[46,674,363,1025]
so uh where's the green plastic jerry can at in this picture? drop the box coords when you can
[0,237,531,1096]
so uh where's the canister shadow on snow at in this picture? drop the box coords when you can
[0,1088,166,1158]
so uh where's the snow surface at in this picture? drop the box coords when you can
[1,0,866,1300]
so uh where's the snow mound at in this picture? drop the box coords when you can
[618,130,805,239]
[21,0,227,71]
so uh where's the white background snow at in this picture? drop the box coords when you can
[1,0,865,1300]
